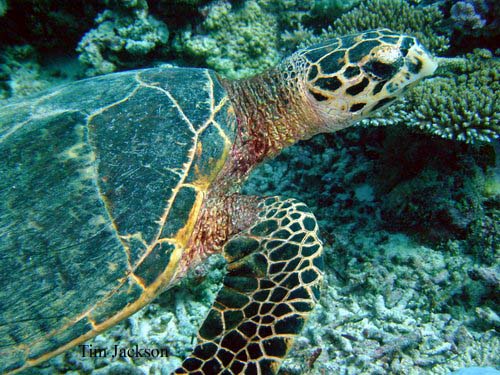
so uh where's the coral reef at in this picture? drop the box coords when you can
[447,0,500,48]
[452,367,500,375]
[374,131,488,241]
[307,0,361,22]
[149,0,211,30]
[283,0,450,54]
[243,124,497,245]
[174,0,363,78]
[362,49,499,143]
[451,1,488,31]
[242,127,499,374]
[282,234,499,374]
[0,44,83,99]
[77,0,169,76]
[0,45,41,99]
[466,194,499,265]
[406,50,499,143]
[175,0,280,78]
[330,0,449,54]
[38,228,499,374]
[0,1,498,374]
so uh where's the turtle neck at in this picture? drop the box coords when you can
[216,57,325,192]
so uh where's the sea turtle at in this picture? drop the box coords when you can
[0,29,436,374]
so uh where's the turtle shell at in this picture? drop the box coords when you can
[0,67,236,372]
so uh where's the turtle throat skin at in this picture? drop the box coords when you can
[221,64,323,186]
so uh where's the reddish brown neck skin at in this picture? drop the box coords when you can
[178,65,325,277]
[213,65,325,193]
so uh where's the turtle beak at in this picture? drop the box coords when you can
[405,42,438,81]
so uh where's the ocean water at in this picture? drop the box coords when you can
[0,1,498,374]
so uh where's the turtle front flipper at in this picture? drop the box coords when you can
[175,197,324,374]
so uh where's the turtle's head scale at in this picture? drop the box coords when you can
[291,29,437,131]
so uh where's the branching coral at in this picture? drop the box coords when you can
[175,0,280,79]
[77,1,168,76]
[309,0,361,16]
[449,0,500,40]
[283,0,449,55]
[361,49,499,144]
[451,1,488,31]
[273,0,358,32]
[332,0,449,53]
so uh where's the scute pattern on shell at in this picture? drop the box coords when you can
[0,67,236,373]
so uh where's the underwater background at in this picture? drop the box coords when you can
[0,0,498,374]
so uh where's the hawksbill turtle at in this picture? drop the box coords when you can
[0,29,437,374]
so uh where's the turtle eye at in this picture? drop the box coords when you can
[363,58,402,80]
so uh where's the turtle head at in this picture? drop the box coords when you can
[295,29,437,131]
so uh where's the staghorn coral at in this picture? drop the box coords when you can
[361,49,499,144]
[175,0,280,79]
[331,0,449,54]
[77,0,169,76]
[283,0,450,54]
